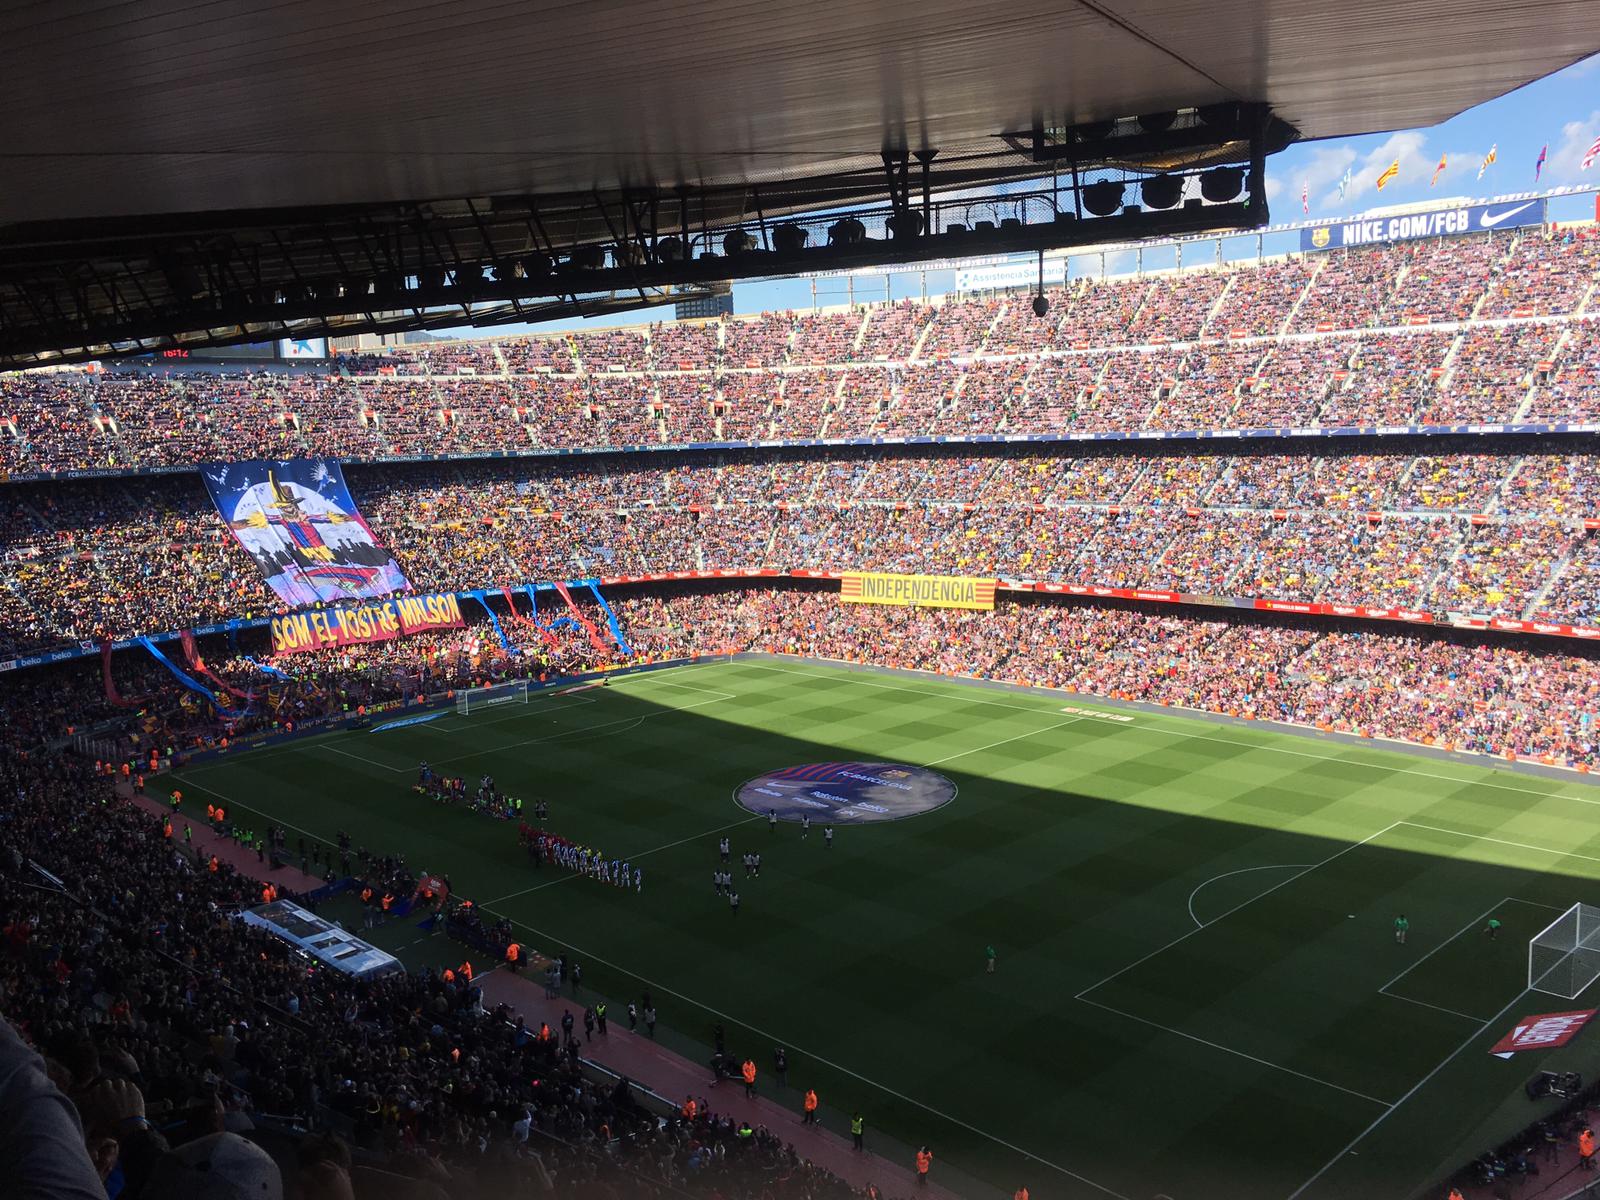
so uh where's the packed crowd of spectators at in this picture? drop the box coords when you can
[615,588,1600,767]
[6,444,1600,657]
[25,577,1595,1200]
[3,224,1595,474]
[13,581,1600,772]
[0,678,908,1200]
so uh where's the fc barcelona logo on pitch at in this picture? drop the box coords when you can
[735,762,956,824]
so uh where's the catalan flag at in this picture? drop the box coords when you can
[1477,144,1497,180]
[1430,154,1447,187]
[1375,159,1400,191]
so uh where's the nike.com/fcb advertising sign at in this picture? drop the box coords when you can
[1300,199,1545,252]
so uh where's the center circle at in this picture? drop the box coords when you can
[735,762,957,824]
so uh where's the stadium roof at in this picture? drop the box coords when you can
[4,0,1594,223]
[0,0,1595,367]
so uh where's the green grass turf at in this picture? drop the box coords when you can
[156,657,1600,1200]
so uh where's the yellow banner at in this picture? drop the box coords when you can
[839,573,996,611]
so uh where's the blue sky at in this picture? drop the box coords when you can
[1264,51,1600,220]
[463,52,1600,337]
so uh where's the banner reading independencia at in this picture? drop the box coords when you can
[203,459,410,607]
[840,573,996,611]
[272,592,465,655]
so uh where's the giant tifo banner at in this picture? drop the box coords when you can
[840,573,996,611]
[203,459,410,606]
[270,592,465,655]
[1300,198,1544,252]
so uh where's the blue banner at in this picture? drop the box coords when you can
[242,655,293,681]
[139,637,250,719]
[465,591,516,654]
[587,583,633,656]
[1301,199,1545,252]
[202,458,409,606]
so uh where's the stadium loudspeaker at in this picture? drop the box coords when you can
[1140,173,1183,209]
[1200,166,1245,203]
[1137,111,1176,133]
[1196,101,1241,126]
[1081,180,1125,217]
[773,224,809,254]
[886,209,924,240]
[567,245,605,271]
[723,229,756,256]
[1031,294,1050,318]
[827,217,867,246]
[654,237,685,263]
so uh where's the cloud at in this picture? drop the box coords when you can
[1342,131,1427,202]
[1541,111,1600,184]
[1263,143,1353,217]
[1424,146,1489,191]
[1300,145,1358,210]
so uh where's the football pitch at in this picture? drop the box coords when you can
[163,656,1600,1200]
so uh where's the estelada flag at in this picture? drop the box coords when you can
[1375,159,1400,190]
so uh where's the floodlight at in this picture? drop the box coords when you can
[1140,173,1183,210]
[1081,180,1125,217]
[1200,166,1244,203]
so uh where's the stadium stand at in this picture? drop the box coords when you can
[13,241,1600,1195]
[12,434,1600,660]
[9,226,1600,477]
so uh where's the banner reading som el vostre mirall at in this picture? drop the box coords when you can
[271,593,465,655]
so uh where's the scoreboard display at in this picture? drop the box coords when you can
[142,338,327,363]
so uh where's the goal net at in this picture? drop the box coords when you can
[1529,903,1600,998]
[456,679,529,716]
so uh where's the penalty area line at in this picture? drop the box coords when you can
[1285,982,1536,1200]
[1078,821,1403,1002]
[1076,995,1392,1108]
[1185,864,1311,929]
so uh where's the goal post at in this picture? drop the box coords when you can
[456,679,529,716]
[1529,903,1600,999]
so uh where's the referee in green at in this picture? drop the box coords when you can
[1484,917,1502,940]
[1393,914,1409,945]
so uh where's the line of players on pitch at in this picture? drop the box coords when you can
[715,813,836,916]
